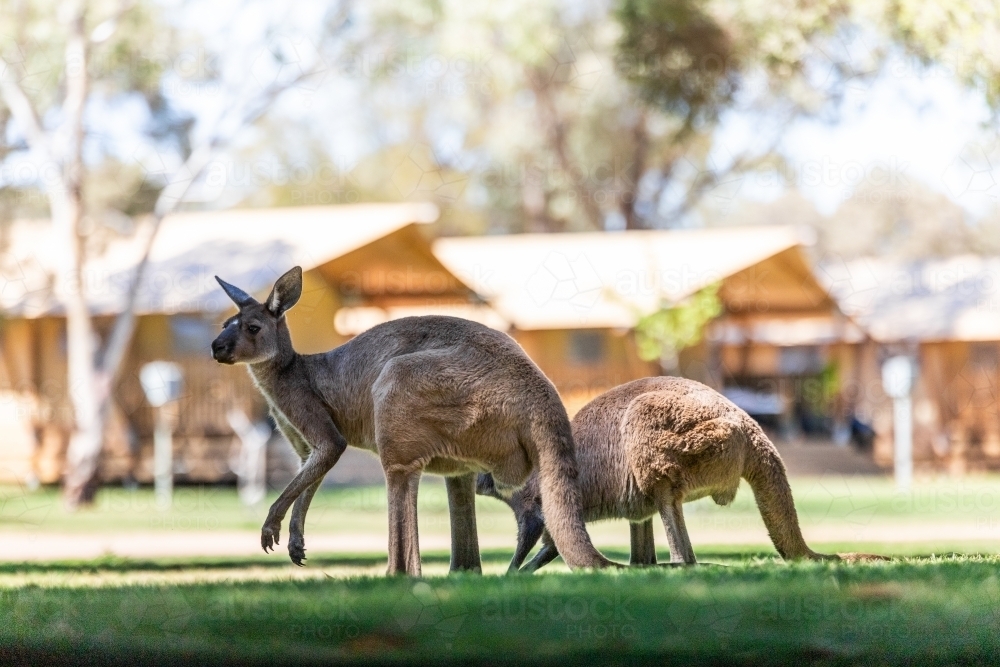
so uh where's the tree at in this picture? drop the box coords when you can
[633,283,722,374]
[0,0,353,506]
[335,0,880,236]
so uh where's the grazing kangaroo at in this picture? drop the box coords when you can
[210,267,612,575]
[479,376,881,572]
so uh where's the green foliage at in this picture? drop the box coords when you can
[634,283,722,365]
[885,0,1000,111]
[616,0,862,123]
[616,0,741,124]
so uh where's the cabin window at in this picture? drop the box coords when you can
[970,343,999,371]
[778,346,823,375]
[171,315,217,355]
[568,331,605,365]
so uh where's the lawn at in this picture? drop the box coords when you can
[3,552,1000,666]
[5,475,1000,557]
[4,477,1000,665]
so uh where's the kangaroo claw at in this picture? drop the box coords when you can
[289,537,307,566]
[261,523,281,553]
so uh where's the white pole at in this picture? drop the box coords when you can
[140,361,183,511]
[882,355,915,492]
[893,395,912,491]
[154,407,173,510]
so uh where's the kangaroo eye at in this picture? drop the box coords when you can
[247,325,261,335]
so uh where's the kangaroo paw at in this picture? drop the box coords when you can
[288,536,306,566]
[261,521,281,553]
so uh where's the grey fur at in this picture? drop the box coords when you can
[479,377,885,571]
[211,266,613,575]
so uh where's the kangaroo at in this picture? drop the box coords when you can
[210,267,612,576]
[479,376,881,572]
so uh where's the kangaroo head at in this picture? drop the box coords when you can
[476,472,543,527]
[211,266,303,365]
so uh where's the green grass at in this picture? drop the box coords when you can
[4,477,1000,664]
[3,553,1000,666]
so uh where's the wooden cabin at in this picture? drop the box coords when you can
[431,226,863,422]
[0,204,473,485]
[824,256,1000,473]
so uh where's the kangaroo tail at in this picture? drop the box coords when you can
[530,410,614,569]
[744,422,836,561]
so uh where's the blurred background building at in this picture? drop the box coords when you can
[8,202,994,485]
[2,0,1000,500]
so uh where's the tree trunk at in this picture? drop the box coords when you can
[58,191,113,506]
[623,112,648,230]
[59,3,103,508]
[527,68,604,230]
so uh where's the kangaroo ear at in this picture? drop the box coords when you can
[215,276,257,307]
[265,266,303,318]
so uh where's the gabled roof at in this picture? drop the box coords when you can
[820,255,1000,343]
[433,225,825,330]
[0,203,438,318]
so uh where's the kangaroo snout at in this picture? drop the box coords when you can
[211,336,234,364]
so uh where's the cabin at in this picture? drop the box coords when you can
[429,226,865,425]
[0,203,473,485]
[823,256,1000,473]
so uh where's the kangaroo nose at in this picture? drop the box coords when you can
[211,339,227,359]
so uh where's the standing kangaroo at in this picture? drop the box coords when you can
[479,376,878,572]
[210,267,612,575]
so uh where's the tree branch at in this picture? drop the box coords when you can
[652,107,800,226]
[0,57,54,162]
[89,0,139,44]
[527,67,604,231]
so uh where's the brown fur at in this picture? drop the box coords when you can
[210,267,612,575]
[480,377,885,571]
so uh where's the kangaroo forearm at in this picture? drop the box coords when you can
[290,477,323,536]
[273,411,311,461]
[268,444,344,524]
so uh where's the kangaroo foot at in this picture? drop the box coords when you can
[261,521,281,553]
[288,535,307,566]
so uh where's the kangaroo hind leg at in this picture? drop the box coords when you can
[446,473,482,573]
[658,491,696,564]
[385,466,422,576]
[629,519,657,566]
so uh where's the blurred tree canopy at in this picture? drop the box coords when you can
[2,0,999,247]
[246,0,1000,246]
[0,0,195,222]
[330,0,867,235]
